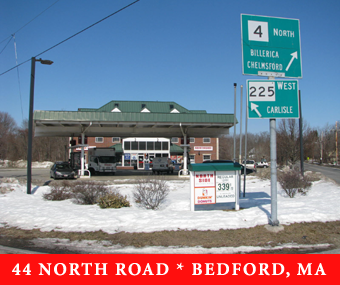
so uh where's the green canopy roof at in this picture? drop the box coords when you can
[34,100,236,138]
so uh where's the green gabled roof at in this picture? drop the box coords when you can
[109,143,123,152]
[78,101,203,114]
[34,100,236,138]
[34,110,234,124]
[170,144,184,154]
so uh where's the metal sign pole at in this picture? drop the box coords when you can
[233,83,237,162]
[243,93,248,198]
[239,85,243,164]
[299,90,304,176]
[239,85,243,197]
[269,118,279,226]
[268,75,279,226]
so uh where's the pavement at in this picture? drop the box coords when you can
[0,245,46,254]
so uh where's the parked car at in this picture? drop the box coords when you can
[152,157,174,174]
[202,160,253,175]
[257,159,269,168]
[242,160,257,172]
[50,161,77,179]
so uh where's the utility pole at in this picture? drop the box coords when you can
[335,121,338,165]
[27,57,53,194]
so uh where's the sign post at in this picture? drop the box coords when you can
[241,14,302,227]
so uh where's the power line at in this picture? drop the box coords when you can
[0,0,140,77]
[0,0,61,45]
[0,37,13,55]
[13,35,24,122]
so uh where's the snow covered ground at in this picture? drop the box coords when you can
[0,169,339,253]
[0,159,53,169]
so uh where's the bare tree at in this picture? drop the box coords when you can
[219,135,234,160]
[318,123,337,164]
[277,119,300,166]
[303,126,319,163]
[0,112,17,160]
[219,132,270,162]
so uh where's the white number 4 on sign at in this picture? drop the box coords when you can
[248,20,269,42]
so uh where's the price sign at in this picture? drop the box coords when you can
[216,172,236,203]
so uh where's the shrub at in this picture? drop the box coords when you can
[256,167,271,180]
[98,190,130,209]
[72,181,109,205]
[133,178,170,210]
[43,186,73,201]
[278,169,312,198]
[43,181,73,201]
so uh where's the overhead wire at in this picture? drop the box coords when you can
[0,0,61,46]
[0,0,141,77]
[13,35,24,121]
[1,0,61,121]
[0,37,13,55]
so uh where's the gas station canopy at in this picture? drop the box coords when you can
[33,100,236,138]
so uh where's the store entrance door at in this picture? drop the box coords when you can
[138,155,144,170]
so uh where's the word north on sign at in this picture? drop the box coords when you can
[241,14,302,78]
[247,80,299,119]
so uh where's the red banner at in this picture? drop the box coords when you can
[1,254,338,284]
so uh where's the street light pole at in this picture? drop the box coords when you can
[27,57,53,194]
[331,121,339,165]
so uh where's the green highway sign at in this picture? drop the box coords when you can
[247,80,300,119]
[241,14,302,78]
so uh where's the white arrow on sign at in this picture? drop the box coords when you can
[285,51,298,72]
[251,102,262,117]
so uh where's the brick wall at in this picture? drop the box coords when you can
[71,136,218,164]
[173,137,218,163]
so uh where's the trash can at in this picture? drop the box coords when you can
[188,162,242,211]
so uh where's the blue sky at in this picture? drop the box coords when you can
[1,0,339,134]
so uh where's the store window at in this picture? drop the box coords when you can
[131,141,138,150]
[139,141,146,150]
[162,141,169,150]
[203,154,211,161]
[147,141,154,150]
[155,142,162,150]
[124,141,131,150]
